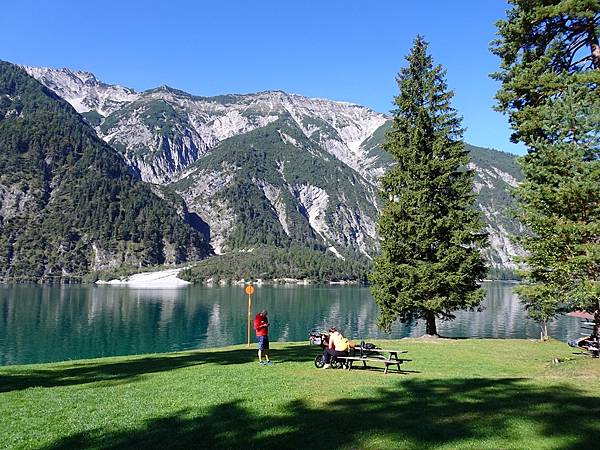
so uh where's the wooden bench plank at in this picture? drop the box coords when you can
[363,349,409,354]
[337,357,411,363]
[336,356,412,374]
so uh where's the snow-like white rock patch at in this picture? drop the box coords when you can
[278,130,301,148]
[23,65,139,116]
[294,184,330,240]
[468,163,519,191]
[492,167,520,187]
[96,268,190,288]
[255,179,290,236]
[327,246,345,260]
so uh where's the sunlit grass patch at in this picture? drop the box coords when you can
[1,339,599,449]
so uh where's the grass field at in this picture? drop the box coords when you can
[1,339,599,449]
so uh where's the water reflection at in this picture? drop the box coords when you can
[0,282,585,365]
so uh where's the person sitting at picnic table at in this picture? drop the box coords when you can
[322,327,349,369]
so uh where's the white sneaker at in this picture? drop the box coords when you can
[322,364,331,369]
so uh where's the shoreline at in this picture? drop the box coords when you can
[0,337,556,368]
[95,267,191,288]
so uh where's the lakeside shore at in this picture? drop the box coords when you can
[94,266,364,288]
[93,266,518,289]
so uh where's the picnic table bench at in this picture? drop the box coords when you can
[337,348,410,374]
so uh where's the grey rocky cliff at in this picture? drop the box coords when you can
[26,66,524,270]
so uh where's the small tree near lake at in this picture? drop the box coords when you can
[370,36,488,336]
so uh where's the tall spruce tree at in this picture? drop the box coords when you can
[370,36,488,336]
[492,1,600,340]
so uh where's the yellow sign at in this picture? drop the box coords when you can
[245,285,255,295]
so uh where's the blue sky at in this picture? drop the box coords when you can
[1,0,524,154]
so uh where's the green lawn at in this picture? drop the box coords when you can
[1,339,599,449]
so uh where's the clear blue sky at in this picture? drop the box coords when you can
[0,0,525,154]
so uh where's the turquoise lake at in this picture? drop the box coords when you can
[0,282,584,365]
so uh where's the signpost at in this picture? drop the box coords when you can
[245,283,255,347]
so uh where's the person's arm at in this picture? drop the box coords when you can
[328,334,334,350]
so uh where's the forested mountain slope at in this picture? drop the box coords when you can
[0,62,210,281]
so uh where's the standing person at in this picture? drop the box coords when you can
[322,327,349,369]
[254,310,271,365]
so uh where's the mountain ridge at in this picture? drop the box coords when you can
[22,64,525,272]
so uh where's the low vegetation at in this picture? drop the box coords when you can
[179,245,372,284]
[1,339,599,449]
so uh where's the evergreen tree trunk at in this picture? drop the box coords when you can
[425,312,438,336]
[541,322,548,342]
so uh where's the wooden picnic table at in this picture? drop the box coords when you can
[339,348,410,374]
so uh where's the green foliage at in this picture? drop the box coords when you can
[221,179,293,248]
[359,121,395,168]
[487,268,522,281]
[81,110,103,127]
[180,245,372,283]
[491,0,600,146]
[0,61,209,282]
[370,36,488,335]
[513,88,600,324]
[101,97,190,162]
[92,76,523,274]
[84,262,191,283]
[492,1,600,334]
[466,143,524,266]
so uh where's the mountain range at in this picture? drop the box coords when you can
[0,63,524,280]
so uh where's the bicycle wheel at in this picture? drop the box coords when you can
[314,354,324,368]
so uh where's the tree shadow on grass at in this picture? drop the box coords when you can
[0,344,315,393]
[44,377,600,450]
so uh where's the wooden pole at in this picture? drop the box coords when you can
[245,283,254,348]
[247,292,252,347]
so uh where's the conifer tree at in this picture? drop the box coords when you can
[492,1,599,340]
[370,36,488,336]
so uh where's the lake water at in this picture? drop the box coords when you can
[0,282,585,366]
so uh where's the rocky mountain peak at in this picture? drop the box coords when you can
[21,65,139,116]
[22,64,524,272]
[23,65,389,184]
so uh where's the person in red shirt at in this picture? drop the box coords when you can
[254,310,271,365]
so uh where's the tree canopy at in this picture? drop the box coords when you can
[492,0,600,338]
